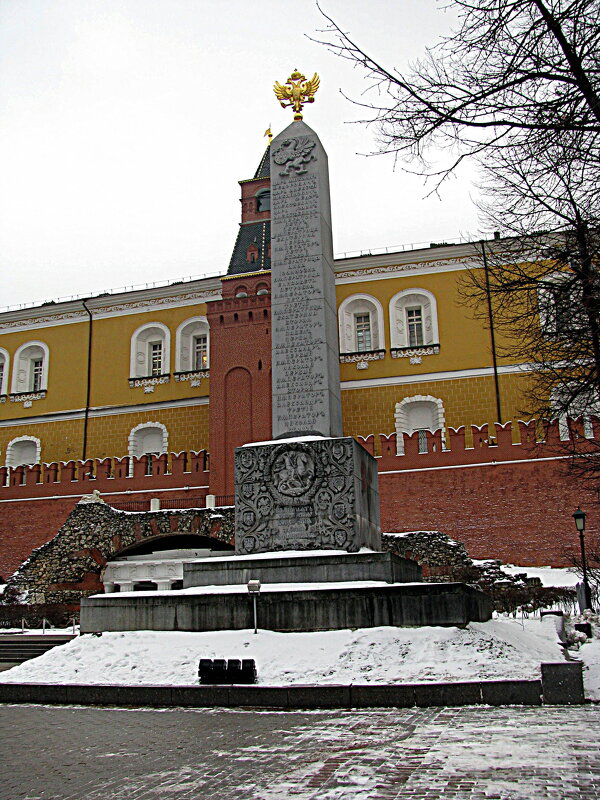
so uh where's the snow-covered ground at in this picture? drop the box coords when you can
[1,615,598,700]
[497,564,581,587]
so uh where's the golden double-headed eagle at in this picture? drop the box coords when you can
[273,69,320,120]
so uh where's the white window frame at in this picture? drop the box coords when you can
[193,334,209,371]
[130,323,171,379]
[537,272,584,338]
[175,316,210,373]
[338,294,385,354]
[394,395,446,455]
[11,341,50,394]
[354,312,373,352]
[6,435,41,468]
[149,341,163,376]
[389,289,439,349]
[0,348,9,395]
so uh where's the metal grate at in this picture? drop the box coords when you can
[160,496,207,509]
[109,500,151,512]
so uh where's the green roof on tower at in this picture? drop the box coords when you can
[227,143,271,275]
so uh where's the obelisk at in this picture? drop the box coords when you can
[270,116,342,438]
[234,71,380,555]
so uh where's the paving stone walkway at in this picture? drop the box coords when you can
[1,704,598,799]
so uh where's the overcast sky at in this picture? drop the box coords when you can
[0,0,482,309]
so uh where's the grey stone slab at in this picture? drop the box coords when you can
[270,120,342,439]
[480,680,542,706]
[65,684,121,706]
[541,662,585,705]
[81,582,492,633]
[228,686,288,708]
[350,684,416,708]
[112,685,174,707]
[170,685,231,708]
[183,551,421,588]
[287,684,351,709]
[414,682,482,707]
[0,682,29,703]
[9,683,69,704]
[234,437,381,554]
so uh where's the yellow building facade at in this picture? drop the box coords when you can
[0,240,533,470]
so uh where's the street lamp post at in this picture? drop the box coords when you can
[247,579,261,634]
[573,507,593,612]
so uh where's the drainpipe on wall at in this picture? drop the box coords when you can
[480,240,503,425]
[81,299,93,461]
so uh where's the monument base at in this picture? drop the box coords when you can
[234,436,381,555]
[80,581,492,633]
[182,550,421,588]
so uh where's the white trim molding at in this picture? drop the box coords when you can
[129,322,171,379]
[394,395,446,455]
[10,340,50,394]
[175,316,210,373]
[0,347,9,395]
[338,293,385,354]
[128,421,169,460]
[389,288,439,351]
[6,435,41,467]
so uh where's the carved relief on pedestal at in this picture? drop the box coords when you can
[235,438,363,555]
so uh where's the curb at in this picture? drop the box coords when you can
[0,663,585,709]
[0,679,546,708]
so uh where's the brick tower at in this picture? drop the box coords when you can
[206,146,273,497]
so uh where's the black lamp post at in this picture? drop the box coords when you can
[573,507,593,611]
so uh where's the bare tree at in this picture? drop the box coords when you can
[317,0,600,187]
[465,135,600,413]
[318,0,600,479]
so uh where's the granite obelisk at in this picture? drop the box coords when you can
[234,71,381,555]
[270,119,343,439]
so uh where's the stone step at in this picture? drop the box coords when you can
[0,635,75,665]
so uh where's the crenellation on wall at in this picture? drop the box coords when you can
[375,416,598,472]
[0,450,210,500]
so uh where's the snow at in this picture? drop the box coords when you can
[184,548,377,564]
[500,564,581,587]
[94,580,422,599]
[579,636,600,700]
[0,616,579,690]
[242,435,332,447]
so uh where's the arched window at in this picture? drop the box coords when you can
[175,317,209,373]
[6,436,41,467]
[247,245,259,264]
[11,341,49,394]
[389,289,439,351]
[395,396,446,454]
[338,295,385,354]
[128,422,168,475]
[130,323,170,379]
[256,282,269,296]
[0,348,9,396]
[256,189,270,213]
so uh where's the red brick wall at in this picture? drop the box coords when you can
[0,488,210,579]
[380,457,598,567]
[207,273,272,496]
[0,498,75,579]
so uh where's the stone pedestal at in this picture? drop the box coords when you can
[234,437,381,554]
